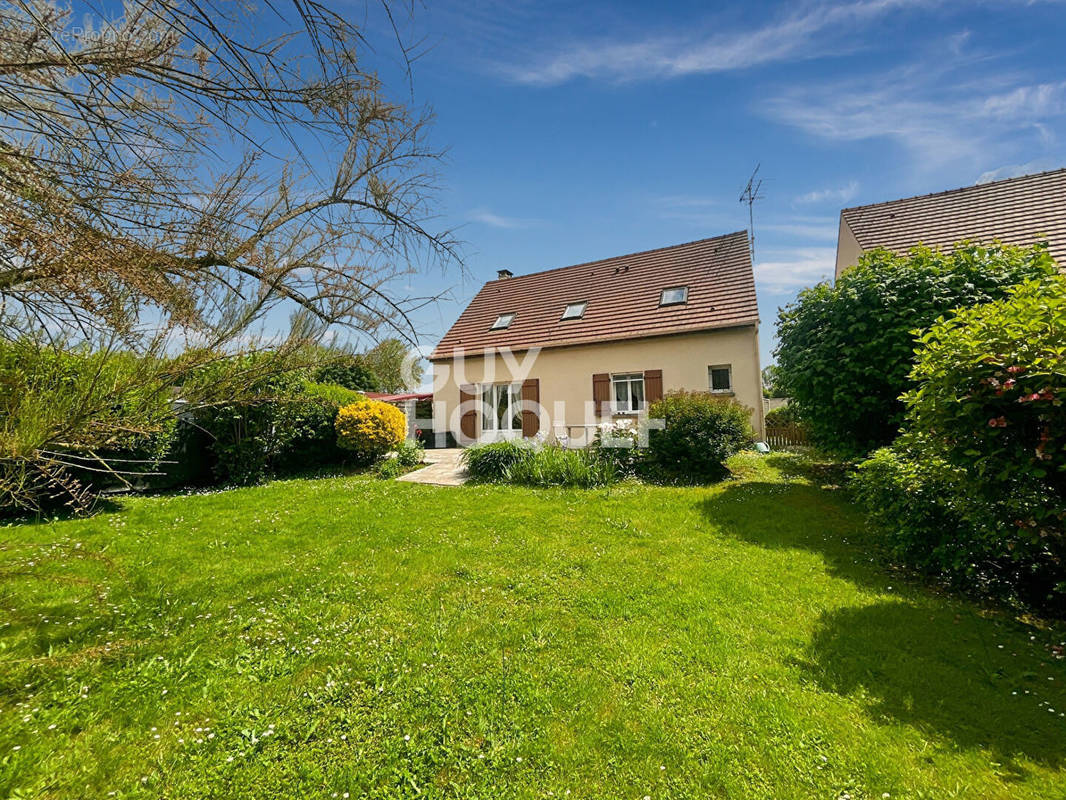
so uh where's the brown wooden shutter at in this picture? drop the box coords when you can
[644,369,663,405]
[459,384,477,440]
[592,373,611,417]
[521,378,540,438]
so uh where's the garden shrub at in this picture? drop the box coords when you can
[461,440,532,482]
[313,353,381,392]
[377,458,404,479]
[775,242,1056,455]
[394,439,424,467]
[335,400,406,463]
[647,391,753,482]
[0,341,180,513]
[854,275,1066,611]
[764,404,803,428]
[194,379,361,485]
[273,382,365,473]
[590,422,647,478]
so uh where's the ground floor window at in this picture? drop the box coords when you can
[481,383,523,432]
[709,364,732,393]
[612,373,645,413]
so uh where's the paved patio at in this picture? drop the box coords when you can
[397,448,467,486]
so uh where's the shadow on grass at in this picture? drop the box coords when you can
[1,496,125,527]
[762,452,851,488]
[702,479,1066,770]
[800,601,1066,770]
[699,480,883,590]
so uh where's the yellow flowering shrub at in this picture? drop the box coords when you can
[335,400,406,460]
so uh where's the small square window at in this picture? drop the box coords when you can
[561,301,587,320]
[709,365,732,393]
[490,313,515,330]
[660,286,688,306]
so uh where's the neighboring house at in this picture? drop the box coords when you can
[429,232,764,445]
[835,167,1066,278]
[364,391,432,441]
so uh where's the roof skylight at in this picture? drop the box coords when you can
[561,301,587,320]
[659,286,688,306]
[490,313,516,330]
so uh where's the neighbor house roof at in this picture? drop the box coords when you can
[840,167,1066,266]
[364,392,432,403]
[429,232,758,360]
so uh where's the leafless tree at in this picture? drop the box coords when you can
[0,0,457,510]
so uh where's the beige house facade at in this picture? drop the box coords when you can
[429,233,765,445]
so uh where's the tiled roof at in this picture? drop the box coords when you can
[430,232,758,360]
[841,167,1066,265]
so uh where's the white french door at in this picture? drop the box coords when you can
[480,383,523,440]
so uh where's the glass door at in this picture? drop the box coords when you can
[480,383,523,440]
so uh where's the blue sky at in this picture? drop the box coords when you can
[369,0,1066,370]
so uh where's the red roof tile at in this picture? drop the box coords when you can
[430,232,758,360]
[841,167,1066,265]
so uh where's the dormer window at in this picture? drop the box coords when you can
[561,301,587,320]
[490,313,515,330]
[660,286,688,306]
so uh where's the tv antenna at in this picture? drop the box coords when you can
[739,164,763,263]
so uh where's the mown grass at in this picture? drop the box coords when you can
[1,452,1064,799]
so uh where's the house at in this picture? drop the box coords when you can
[429,232,764,445]
[364,391,432,441]
[835,167,1066,278]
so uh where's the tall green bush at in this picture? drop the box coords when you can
[854,274,1066,611]
[647,391,753,482]
[0,340,178,513]
[193,376,362,485]
[314,354,381,392]
[775,242,1056,455]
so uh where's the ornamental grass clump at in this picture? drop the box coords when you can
[335,400,406,463]
[506,445,616,488]
[461,441,533,482]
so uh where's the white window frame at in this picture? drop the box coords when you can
[611,372,645,414]
[561,301,587,320]
[659,286,688,306]
[480,382,523,438]
[709,364,733,393]
[490,313,515,330]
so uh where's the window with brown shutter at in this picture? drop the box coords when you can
[592,373,610,416]
[459,384,477,440]
[644,369,663,405]
[521,378,540,437]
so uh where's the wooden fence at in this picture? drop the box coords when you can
[765,423,809,448]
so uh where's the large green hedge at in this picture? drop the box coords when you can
[853,274,1066,612]
[775,242,1056,455]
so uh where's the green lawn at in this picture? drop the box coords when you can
[2,454,1065,799]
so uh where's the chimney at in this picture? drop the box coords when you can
[496,268,513,280]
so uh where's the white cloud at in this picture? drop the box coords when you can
[977,158,1061,183]
[498,0,938,85]
[793,181,860,205]
[761,62,1066,165]
[755,247,837,292]
[468,208,541,229]
[981,82,1066,119]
